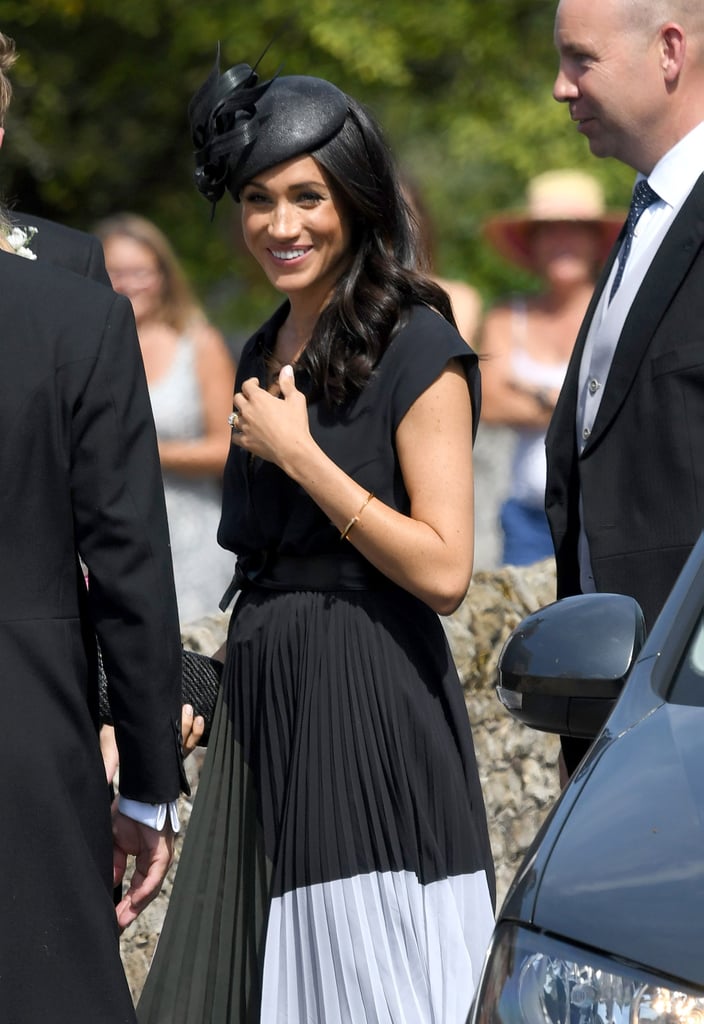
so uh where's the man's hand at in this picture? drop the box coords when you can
[112,808,175,933]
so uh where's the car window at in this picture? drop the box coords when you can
[668,610,704,705]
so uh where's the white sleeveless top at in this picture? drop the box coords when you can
[509,300,568,508]
[149,335,235,624]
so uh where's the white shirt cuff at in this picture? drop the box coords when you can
[118,796,180,834]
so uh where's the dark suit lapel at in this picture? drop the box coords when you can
[585,173,704,450]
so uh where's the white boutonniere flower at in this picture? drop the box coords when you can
[4,224,38,260]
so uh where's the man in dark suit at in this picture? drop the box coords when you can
[547,0,704,775]
[0,249,186,1021]
[1,26,174,923]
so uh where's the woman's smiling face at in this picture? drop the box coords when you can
[240,154,352,311]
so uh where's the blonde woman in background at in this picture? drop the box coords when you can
[96,213,236,623]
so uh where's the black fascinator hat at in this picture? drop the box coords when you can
[188,48,349,206]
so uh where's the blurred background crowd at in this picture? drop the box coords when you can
[0,1,633,611]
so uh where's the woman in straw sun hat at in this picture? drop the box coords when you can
[478,168,623,566]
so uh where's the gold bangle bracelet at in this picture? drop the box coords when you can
[340,490,375,541]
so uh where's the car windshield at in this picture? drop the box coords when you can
[668,610,704,706]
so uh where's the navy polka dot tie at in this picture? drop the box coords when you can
[609,179,660,301]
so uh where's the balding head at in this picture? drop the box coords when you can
[621,0,704,40]
[554,0,704,172]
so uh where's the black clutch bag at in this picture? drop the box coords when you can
[98,646,223,746]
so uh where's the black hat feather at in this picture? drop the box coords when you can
[189,48,349,206]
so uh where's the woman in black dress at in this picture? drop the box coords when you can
[138,53,495,1024]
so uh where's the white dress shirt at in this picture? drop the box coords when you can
[576,120,704,592]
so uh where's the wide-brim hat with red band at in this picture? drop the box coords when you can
[482,169,625,271]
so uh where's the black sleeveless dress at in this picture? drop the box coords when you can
[137,303,496,1024]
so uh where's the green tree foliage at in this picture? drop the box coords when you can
[0,0,632,334]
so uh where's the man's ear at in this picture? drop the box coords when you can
[660,22,686,83]
[0,127,5,149]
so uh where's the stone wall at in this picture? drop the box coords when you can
[120,557,561,1001]
[447,558,560,901]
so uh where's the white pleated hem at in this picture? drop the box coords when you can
[260,868,495,1024]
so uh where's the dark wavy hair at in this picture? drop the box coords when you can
[291,98,456,406]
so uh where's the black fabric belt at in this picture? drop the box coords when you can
[219,552,385,610]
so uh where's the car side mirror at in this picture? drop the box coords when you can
[496,593,647,739]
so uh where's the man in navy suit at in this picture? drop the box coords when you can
[548,0,704,775]
[0,246,187,1024]
[1,25,162,913]
[0,28,188,1024]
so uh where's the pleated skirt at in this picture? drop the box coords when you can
[137,585,495,1024]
